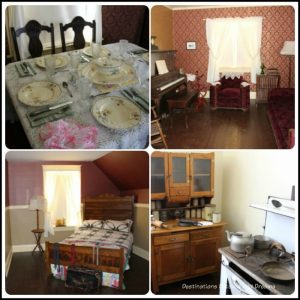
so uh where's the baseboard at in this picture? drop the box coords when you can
[12,243,45,252]
[5,249,13,277]
[132,245,149,261]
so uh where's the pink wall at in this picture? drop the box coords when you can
[173,6,295,89]
[7,161,119,205]
[120,189,149,204]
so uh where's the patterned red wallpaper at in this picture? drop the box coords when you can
[6,162,119,205]
[173,6,295,90]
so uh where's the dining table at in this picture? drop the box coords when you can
[5,42,149,149]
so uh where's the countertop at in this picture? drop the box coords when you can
[219,246,295,295]
[151,219,226,235]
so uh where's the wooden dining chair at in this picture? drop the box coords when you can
[11,20,55,61]
[60,16,96,52]
[151,106,168,149]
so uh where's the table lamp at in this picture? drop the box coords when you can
[280,41,295,88]
[29,195,45,230]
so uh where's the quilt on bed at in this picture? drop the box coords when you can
[50,226,134,288]
[61,227,133,257]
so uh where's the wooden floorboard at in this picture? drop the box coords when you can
[5,252,149,295]
[156,102,277,149]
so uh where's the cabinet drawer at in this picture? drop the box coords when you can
[169,187,190,196]
[190,228,222,241]
[153,233,189,246]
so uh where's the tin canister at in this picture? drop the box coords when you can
[203,204,216,221]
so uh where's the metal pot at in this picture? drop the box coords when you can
[254,235,272,249]
[226,230,254,253]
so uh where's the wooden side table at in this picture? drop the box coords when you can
[256,74,280,105]
[32,229,44,254]
[167,88,198,129]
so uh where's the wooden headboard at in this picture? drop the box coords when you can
[83,194,134,221]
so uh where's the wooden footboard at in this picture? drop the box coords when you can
[45,241,125,289]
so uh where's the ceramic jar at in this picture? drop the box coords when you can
[212,211,221,223]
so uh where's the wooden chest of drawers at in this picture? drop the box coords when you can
[151,223,225,293]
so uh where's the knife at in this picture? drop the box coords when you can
[30,105,71,122]
[22,62,30,74]
[124,89,148,111]
[24,62,36,75]
[20,62,29,74]
[121,91,148,113]
[29,101,73,117]
[130,88,148,105]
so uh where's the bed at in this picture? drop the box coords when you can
[45,194,134,290]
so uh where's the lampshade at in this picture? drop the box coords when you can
[29,196,45,211]
[280,41,295,55]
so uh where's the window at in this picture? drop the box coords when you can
[43,165,81,236]
[206,17,263,83]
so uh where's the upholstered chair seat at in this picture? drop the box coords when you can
[210,75,250,111]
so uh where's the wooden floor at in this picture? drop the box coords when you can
[153,272,222,295]
[5,252,149,295]
[156,102,277,149]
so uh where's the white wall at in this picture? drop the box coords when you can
[211,151,223,214]
[221,150,297,244]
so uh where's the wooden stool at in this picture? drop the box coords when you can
[167,89,198,128]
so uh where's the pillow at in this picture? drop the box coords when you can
[102,219,133,233]
[81,220,103,229]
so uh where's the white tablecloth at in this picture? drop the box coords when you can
[5,43,149,149]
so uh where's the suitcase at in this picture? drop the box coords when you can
[65,265,102,292]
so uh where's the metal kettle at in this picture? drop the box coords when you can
[226,230,255,253]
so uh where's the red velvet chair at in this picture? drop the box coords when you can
[210,76,250,111]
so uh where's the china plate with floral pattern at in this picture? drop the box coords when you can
[82,46,110,57]
[18,81,62,106]
[91,96,141,129]
[35,55,68,69]
[80,60,137,94]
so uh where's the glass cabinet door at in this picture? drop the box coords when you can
[169,154,189,187]
[190,153,214,196]
[151,154,167,199]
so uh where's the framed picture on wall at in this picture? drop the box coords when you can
[186,41,196,50]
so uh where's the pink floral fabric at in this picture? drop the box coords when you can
[39,120,99,149]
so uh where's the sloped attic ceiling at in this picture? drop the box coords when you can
[93,151,149,190]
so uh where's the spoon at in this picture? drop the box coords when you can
[62,81,73,97]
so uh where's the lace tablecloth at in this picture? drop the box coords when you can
[5,43,149,149]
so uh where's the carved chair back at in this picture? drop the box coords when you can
[11,20,55,61]
[60,16,96,52]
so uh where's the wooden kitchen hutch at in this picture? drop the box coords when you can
[151,151,225,293]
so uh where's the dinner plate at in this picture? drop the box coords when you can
[94,57,122,69]
[35,55,68,69]
[91,96,141,129]
[80,60,137,94]
[18,81,62,106]
[82,46,110,57]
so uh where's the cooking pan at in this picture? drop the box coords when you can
[261,261,295,281]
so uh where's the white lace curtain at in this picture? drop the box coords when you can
[43,165,81,237]
[6,4,102,59]
[206,17,263,83]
